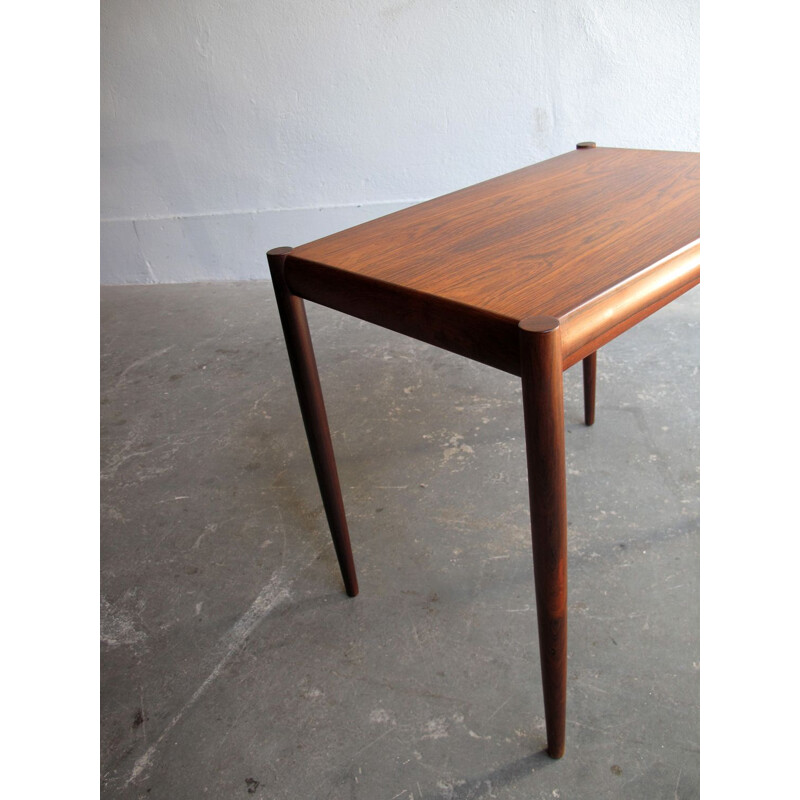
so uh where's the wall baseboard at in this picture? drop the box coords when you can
[101,201,417,285]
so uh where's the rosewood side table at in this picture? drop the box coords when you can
[267,144,699,759]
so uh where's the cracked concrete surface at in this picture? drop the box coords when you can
[101,282,699,799]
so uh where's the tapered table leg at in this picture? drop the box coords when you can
[519,316,568,759]
[577,143,597,428]
[267,247,358,597]
[582,351,597,426]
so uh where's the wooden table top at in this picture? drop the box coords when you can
[284,147,699,374]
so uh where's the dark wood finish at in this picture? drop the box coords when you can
[267,247,359,597]
[583,352,597,426]
[285,147,699,373]
[268,146,700,759]
[519,316,569,759]
[282,260,522,375]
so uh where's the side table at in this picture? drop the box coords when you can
[267,143,699,758]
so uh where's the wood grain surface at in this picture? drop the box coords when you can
[284,147,699,372]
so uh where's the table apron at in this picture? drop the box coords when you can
[285,257,523,375]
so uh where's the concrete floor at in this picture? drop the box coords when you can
[101,282,699,800]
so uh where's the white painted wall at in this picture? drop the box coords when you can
[101,0,699,284]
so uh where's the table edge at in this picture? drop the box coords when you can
[559,239,700,366]
[285,239,700,376]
